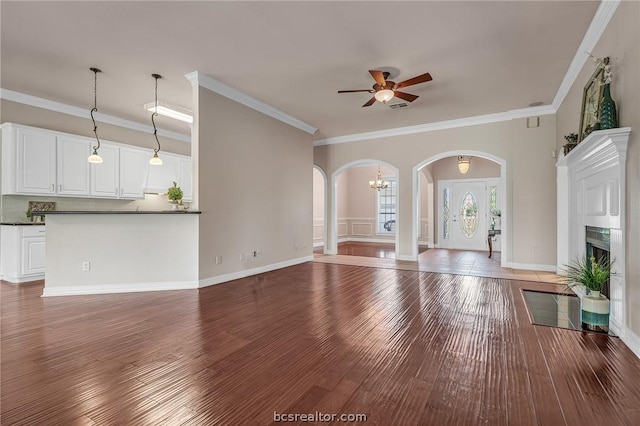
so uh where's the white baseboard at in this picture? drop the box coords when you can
[507,262,557,272]
[396,254,417,261]
[199,255,314,288]
[344,237,395,244]
[335,237,395,244]
[42,280,198,297]
[1,273,45,284]
[313,241,324,248]
[617,325,640,359]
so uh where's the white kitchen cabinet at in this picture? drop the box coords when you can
[178,157,193,201]
[0,225,46,283]
[91,144,146,199]
[57,136,91,196]
[90,144,120,197]
[15,127,57,195]
[2,123,190,201]
[144,153,179,194]
[119,147,147,199]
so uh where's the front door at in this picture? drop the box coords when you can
[450,181,486,250]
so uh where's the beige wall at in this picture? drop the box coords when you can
[315,114,557,266]
[195,86,313,280]
[555,1,640,334]
[431,156,500,181]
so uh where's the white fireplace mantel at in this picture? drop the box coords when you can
[556,127,630,339]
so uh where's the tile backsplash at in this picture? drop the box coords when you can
[1,194,188,222]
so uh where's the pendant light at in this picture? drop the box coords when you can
[87,67,103,164]
[369,165,389,191]
[458,156,471,174]
[149,73,163,165]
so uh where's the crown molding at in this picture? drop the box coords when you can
[552,0,621,110]
[184,71,317,135]
[314,0,618,147]
[0,88,191,143]
[314,105,555,146]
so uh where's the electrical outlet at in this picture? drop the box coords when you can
[215,256,222,265]
[240,253,245,261]
[82,261,90,272]
[253,250,261,258]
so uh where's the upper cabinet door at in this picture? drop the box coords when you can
[16,128,56,194]
[90,144,119,197]
[144,153,179,194]
[57,136,91,196]
[178,158,193,201]
[119,147,147,199]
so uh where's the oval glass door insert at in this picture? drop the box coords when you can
[459,191,478,238]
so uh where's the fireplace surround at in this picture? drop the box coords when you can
[556,127,630,339]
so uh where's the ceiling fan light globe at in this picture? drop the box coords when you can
[375,89,394,103]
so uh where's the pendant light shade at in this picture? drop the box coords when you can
[458,156,471,174]
[369,165,389,191]
[87,67,103,164]
[149,152,163,165]
[88,149,103,164]
[150,73,163,165]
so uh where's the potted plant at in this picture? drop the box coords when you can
[167,181,183,209]
[25,207,33,222]
[562,255,613,332]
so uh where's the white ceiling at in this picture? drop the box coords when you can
[1,1,599,140]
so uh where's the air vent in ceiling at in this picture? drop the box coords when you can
[389,102,410,110]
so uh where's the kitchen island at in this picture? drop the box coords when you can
[39,211,200,296]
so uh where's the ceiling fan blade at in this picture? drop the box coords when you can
[395,72,432,89]
[362,97,376,107]
[394,91,419,102]
[369,70,386,87]
[338,89,373,93]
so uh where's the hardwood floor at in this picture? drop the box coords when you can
[2,263,639,425]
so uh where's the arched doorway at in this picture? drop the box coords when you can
[412,151,507,267]
[313,165,328,253]
[329,159,400,257]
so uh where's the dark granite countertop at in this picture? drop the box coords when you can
[32,210,201,215]
[1,222,46,226]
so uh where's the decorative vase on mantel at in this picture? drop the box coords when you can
[599,82,618,130]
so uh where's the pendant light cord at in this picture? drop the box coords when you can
[90,68,102,152]
[151,74,161,155]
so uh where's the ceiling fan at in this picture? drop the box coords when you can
[338,70,433,107]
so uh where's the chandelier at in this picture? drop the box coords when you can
[369,165,389,191]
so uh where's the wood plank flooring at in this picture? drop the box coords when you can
[2,263,639,425]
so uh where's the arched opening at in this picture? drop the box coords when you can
[329,159,400,257]
[412,151,507,267]
[313,165,328,253]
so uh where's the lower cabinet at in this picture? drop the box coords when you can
[0,225,46,283]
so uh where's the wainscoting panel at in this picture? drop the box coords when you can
[312,224,324,241]
[351,222,372,237]
[337,223,348,238]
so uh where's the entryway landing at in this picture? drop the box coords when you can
[314,245,561,284]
